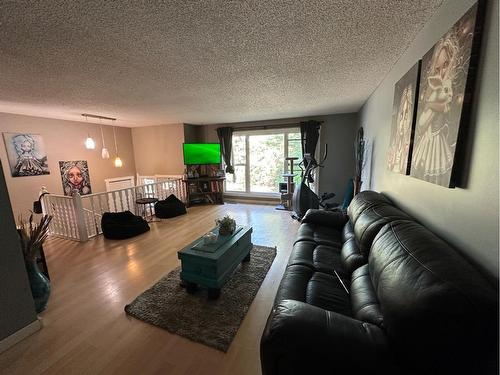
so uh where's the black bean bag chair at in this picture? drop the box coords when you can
[154,194,187,219]
[101,211,150,240]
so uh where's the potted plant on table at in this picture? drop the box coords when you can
[216,215,236,236]
[18,213,53,313]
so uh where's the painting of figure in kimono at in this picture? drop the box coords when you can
[410,3,481,187]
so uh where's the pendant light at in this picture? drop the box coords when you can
[100,119,110,159]
[84,115,96,149]
[112,124,123,168]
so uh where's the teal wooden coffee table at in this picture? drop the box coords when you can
[177,226,253,299]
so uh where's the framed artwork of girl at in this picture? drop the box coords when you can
[410,2,482,187]
[2,133,50,177]
[59,160,92,196]
[387,62,420,175]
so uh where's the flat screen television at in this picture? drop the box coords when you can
[183,143,221,165]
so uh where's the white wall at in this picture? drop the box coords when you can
[359,0,499,278]
[131,124,185,176]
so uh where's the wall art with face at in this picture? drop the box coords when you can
[410,2,482,187]
[2,133,50,177]
[59,160,92,196]
[387,62,420,175]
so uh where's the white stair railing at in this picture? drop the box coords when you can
[41,177,187,242]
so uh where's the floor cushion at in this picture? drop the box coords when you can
[101,211,150,239]
[155,194,187,219]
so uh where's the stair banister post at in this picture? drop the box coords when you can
[39,186,49,215]
[72,190,88,242]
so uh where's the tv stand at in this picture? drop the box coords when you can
[184,177,225,207]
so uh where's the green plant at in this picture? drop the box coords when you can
[17,214,53,263]
[215,214,236,234]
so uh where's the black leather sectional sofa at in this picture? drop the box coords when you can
[261,191,497,375]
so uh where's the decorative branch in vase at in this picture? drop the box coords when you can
[17,213,53,313]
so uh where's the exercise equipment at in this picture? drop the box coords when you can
[291,145,336,220]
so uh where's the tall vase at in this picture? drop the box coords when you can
[25,260,51,313]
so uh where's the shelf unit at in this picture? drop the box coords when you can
[184,177,225,206]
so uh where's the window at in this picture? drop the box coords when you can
[225,134,246,192]
[225,128,301,195]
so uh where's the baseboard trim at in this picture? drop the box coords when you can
[0,318,42,355]
[225,198,279,206]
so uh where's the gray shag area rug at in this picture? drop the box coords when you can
[124,245,276,352]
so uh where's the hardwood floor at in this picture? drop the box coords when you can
[0,203,300,375]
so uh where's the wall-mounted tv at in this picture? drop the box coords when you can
[183,143,221,165]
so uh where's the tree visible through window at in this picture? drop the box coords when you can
[225,128,301,194]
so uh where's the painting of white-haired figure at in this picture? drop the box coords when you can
[387,62,420,175]
[2,133,50,177]
[410,2,481,187]
[59,160,92,196]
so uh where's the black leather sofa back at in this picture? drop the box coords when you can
[346,190,391,225]
[370,220,497,374]
[353,204,410,256]
[340,191,408,274]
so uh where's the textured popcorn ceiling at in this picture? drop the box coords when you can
[0,0,443,127]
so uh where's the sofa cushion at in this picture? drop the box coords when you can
[350,265,383,327]
[300,209,348,229]
[354,204,411,256]
[342,220,355,242]
[275,265,351,316]
[287,241,341,276]
[294,223,342,248]
[369,220,497,374]
[337,203,412,276]
[346,190,391,226]
[340,238,366,277]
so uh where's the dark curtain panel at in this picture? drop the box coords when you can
[216,127,235,174]
[300,120,321,169]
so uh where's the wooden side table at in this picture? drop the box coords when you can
[135,197,158,222]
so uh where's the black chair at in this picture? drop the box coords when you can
[101,211,150,240]
[154,194,187,219]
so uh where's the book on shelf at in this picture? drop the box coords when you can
[210,180,222,193]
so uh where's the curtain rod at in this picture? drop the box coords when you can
[227,121,324,132]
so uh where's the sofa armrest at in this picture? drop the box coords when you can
[301,209,348,229]
[260,300,397,375]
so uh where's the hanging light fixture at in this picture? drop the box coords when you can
[85,136,96,149]
[84,115,96,149]
[112,124,123,168]
[100,119,110,159]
